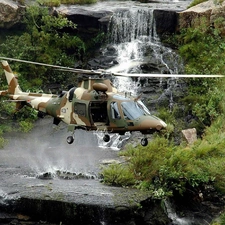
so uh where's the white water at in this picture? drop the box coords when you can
[94,131,131,150]
[164,200,194,225]
[106,8,183,95]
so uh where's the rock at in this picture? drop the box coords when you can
[0,0,25,28]
[55,6,113,37]
[178,0,225,34]
[182,128,197,145]
[154,9,178,37]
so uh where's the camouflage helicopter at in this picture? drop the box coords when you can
[0,57,223,146]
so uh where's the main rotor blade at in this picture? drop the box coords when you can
[0,57,103,75]
[55,68,103,75]
[111,73,224,78]
[1,57,224,78]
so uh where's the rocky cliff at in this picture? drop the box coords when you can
[1,0,225,36]
[0,0,25,28]
[178,0,225,33]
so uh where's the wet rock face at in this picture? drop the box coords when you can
[0,1,180,38]
[0,0,25,28]
[170,184,225,225]
[154,9,178,37]
[7,197,170,225]
[57,7,178,40]
[55,6,113,38]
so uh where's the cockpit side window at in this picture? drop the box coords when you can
[111,102,121,119]
[121,101,145,120]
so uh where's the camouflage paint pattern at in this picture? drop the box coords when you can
[0,60,167,136]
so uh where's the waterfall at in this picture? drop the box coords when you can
[97,7,184,149]
[109,9,156,44]
[164,200,194,225]
[106,8,183,95]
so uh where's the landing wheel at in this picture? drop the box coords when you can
[67,135,74,144]
[103,134,110,142]
[141,138,148,147]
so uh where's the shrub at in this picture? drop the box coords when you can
[101,118,225,196]
[0,136,7,149]
[188,0,208,8]
[101,163,136,187]
[19,120,34,133]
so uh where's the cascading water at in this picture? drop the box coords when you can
[106,8,183,92]
[97,7,184,148]
[164,200,195,225]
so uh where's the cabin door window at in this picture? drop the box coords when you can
[90,101,108,124]
[74,102,86,116]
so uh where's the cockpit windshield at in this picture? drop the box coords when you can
[137,100,151,115]
[121,100,151,120]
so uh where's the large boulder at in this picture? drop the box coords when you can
[0,0,25,28]
[178,0,225,33]
[55,6,113,38]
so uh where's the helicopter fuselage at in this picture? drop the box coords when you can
[0,60,167,146]
[42,84,167,135]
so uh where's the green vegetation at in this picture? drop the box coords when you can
[0,6,83,88]
[101,17,225,201]
[102,114,225,196]
[0,5,106,147]
[13,0,97,6]
[188,0,208,8]
[188,0,224,8]
[211,212,225,225]
[0,5,98,147]
[0,6,81,147]
[177,17,225,130]
[38,0,97,6]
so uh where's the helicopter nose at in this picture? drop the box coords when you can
[139,116,167,131]
[158,119,167,130]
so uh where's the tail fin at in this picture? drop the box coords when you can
[0,60,22,95]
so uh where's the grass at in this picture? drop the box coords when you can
[101,113,225,197]
[38,0,97,6]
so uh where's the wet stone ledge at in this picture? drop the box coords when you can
[0,196,170,225]
[0,211,56,225]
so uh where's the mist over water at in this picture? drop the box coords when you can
[3,118,118,179]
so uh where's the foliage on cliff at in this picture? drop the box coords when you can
[0,6,84,88]
[14,0,97,7]
[0,6,88,144]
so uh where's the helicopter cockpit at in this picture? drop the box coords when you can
[111,96,151,121]
[121,100,151,120]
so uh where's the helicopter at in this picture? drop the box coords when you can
[0,57,223,146]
